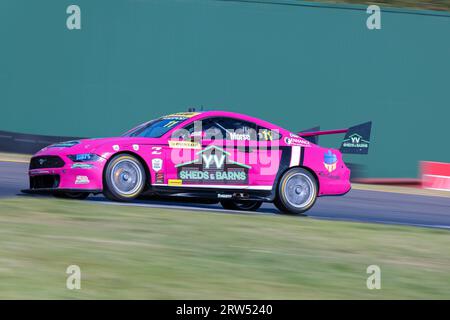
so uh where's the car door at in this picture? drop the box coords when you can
[206,118,281,190]
[254,124,282,188]
[163,116,262,189]
[197,117,257,188]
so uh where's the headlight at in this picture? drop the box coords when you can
[68,154,101,162]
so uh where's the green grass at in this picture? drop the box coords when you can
[0,197,449,299]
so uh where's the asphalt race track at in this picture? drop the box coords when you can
[1,161,450,229]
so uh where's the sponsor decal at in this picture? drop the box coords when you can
[319,172,341,180]
[155,172,164,184]
[132,144,139,151]
[324,150,338,173]
[163,112,200,119]
[175,145,251,185]
[151,146,162,155]
[163,120,181,128]
[75,175,90,184]
[71,163,94,169]
[169,140,201,149]
[152,158,163,172]
[168,179,182,186]
[112,145,120,151]
[217,194,233,199]
[340,121,371,154]
[228,132,250,141]
[259,129,273,141]
[342,133,370,149]
[284,136,310,147]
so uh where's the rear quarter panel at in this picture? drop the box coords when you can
[302,146,351,196]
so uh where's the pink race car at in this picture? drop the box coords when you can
[25,111,371,214]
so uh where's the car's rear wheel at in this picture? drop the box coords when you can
[103,154,146,201]
[54,192,89,200]
[274,167,317,215]
[220,200,262,211]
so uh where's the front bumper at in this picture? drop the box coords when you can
[28,156,105,192]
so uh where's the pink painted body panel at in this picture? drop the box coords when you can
[303,147,351,196]
[29,111,351,196]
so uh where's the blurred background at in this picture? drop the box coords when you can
[0,0,449,300]
[0,0,449,178]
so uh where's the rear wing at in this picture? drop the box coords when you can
[298,121,372,154]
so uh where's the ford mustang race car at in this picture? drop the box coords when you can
[24,111,371,214]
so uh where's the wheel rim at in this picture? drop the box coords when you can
[110,159,143,195]
[283,173,315,208]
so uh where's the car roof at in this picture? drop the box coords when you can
[176,110,283,130]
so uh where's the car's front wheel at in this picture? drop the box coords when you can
[220,200,262,211]
[274,167,318,215]
[103,154,146,201]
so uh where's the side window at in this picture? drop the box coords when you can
[257,125,281,142]
[179,118,226,140]
[214,118,257,141]
[178,122,196,139]
[171,123,193,141]
[180,117,258,141]
[203,118,227,140]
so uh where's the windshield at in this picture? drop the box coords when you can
[122,117,190,138]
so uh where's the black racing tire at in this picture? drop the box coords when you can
[103,154,146,202]
[220,200,262,211]
[53,192,90,200]
[274,167,318,215]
